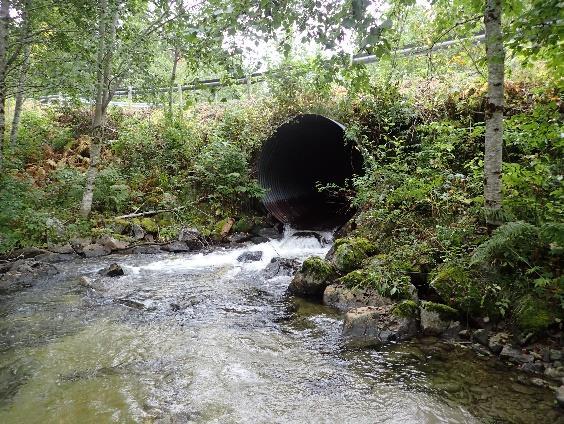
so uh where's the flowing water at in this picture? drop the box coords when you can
[0,228,561,423]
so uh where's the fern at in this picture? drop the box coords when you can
[470,221,540,268]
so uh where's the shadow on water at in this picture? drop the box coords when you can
[0,229,561,423]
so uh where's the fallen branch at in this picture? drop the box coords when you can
[115,206,186,220]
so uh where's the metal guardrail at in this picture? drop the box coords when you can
[39,34,485,107]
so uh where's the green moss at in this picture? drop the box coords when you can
[301,257,334,281]
[139,217,158,233]
[339,269,367,287]
[514,295,556,334]
[332,237,377,274]
[430,263,479,311]
[392,300,419,318]
[421,301,459,321]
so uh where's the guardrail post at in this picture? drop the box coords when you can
[127,86,132,106]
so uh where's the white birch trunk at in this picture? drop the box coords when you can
[10,0,32,149]
[484,0,505,224]
[80,0,109,217]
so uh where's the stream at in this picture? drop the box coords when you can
[0,228,561,423]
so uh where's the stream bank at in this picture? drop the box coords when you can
[0,228,562,422]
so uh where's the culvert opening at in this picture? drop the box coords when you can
[258,114,363,230]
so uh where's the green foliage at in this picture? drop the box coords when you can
[503,103,563,223]
[192,136,264,214]
[514,294,558,334]
[470,222,540,269]
[12,108,73,166]
[93,167,132,214]
[339,267,414,301]
[430,263,489,316]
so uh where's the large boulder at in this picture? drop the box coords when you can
[288,257,335,298]
[48,244,75,254]
[323,284,392,312]
[420,301,460,336]
[338,268,418,302]
[500,345,534,364]
[556,386,564,408]
[70,237,93,254]
[131,224,145,240]
[342,305,418,347]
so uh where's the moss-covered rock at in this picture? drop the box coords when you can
[332,237,377,274]
[288,257,335,299]
[421,301,458,321]
[420,301,460,336]
[139,217,158,233]
[514,295,557,334]
[301,257,334,280]
[392,300,419,318]
[430,263,480,313]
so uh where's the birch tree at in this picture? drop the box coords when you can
[483,0,504,224]
[9,0,31,148]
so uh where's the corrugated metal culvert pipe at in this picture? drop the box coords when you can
[258,114,363,229]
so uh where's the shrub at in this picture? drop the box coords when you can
[191,137,264,213]
[339,268,414,300]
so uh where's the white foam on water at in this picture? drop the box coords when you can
[139,225,333,274]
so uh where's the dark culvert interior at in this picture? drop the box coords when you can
[258,114,363,230]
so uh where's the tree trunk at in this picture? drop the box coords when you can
[10,0,32,149]
[484,0,505,225]
[0,0,9,174]
[80,0,109,217]
[9,43,30,148]
[167,47,180,118]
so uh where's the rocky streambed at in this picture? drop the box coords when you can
[0,228,562,423]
